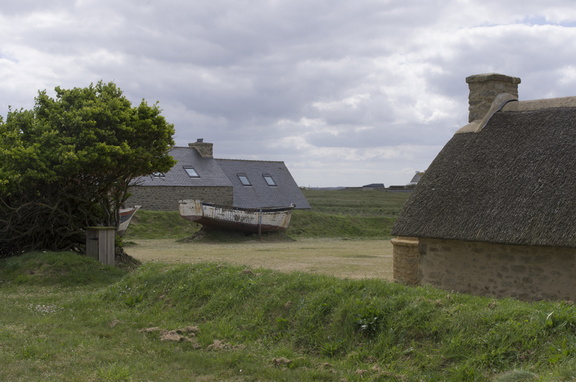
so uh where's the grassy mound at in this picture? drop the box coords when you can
[288,210,395,238]
[100,262,576,381]
[124,210,201,239]
[2,253,576,380]
[0,251,127,287]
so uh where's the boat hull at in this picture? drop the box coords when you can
[118,206,141,236]
[179,200,293,233]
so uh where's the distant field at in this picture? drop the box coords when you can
[301,188,410,217]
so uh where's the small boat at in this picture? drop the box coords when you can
[179,200,295,233]
[117,205,141,236]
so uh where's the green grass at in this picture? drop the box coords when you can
[5,190,574,380]
[288,210,396,238]
[124,210,200,239]
[2,252,576,381]
[297,186,410,239]
[302,188,411,217]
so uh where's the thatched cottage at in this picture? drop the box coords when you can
[392,73,576,301]
[127,139,310,211]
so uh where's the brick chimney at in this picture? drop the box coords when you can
[189,138,213,158]
[466,73,521,122]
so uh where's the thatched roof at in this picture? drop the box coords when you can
[392,101,576,247]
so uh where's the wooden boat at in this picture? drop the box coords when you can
[179,200,294,233]
[117,205,141,236]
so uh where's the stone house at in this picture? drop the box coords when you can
[127,139,311,211]
[391,73,576,301]
[408,171,424,186]
[362,183,386,191]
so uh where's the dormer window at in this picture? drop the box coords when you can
[263,174,277,186]
[237,174,252,186]
[184,166,200,178]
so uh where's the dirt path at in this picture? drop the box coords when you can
[125,238,394,280]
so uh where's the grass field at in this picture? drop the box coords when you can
[3,190,576,381]
[123,189,407,279]
[124,238,394,280]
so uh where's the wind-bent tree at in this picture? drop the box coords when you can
[0,82,175,257]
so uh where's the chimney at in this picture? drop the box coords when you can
[189,138,213,158]
[466,73,521,122]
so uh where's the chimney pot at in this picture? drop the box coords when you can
[466,73,521,122]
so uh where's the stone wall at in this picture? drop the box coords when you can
[126,186,233,211]
[391,237,420,285]
[417,238,576,301]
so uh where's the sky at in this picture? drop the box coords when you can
[2,1,576,187]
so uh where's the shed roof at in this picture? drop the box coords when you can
[392,102,576,247]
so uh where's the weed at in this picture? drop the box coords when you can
[320,340,343,357]
[355,310,382,337]
[96,363,133,381]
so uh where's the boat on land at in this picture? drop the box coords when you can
[117,205,141,236]
[179,200,295,233]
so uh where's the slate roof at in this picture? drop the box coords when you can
[135,147,231,187]
[134,146,310,209]
[409,172,424,185]
[392,99,576,247]
[216,159,311,209]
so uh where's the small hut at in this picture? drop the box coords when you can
[392,73,576,301]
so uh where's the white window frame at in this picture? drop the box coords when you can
[263,174,277,186]
[237,174,252,186]
[183,166,200,178]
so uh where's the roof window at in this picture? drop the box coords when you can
[237,174,252,186]
[152,172,165,178]
[263,174,277,186]
[184,166,200,178]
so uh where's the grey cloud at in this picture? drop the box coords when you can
[2,1,576,186]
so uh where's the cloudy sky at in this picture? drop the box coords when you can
[2,1,576,187]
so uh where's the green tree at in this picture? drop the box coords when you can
[0,81,176,257]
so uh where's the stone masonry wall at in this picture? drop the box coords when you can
[126,186,233,211]
[466,73,521,122]
[391,237,420,285]
[419,238,576,301]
